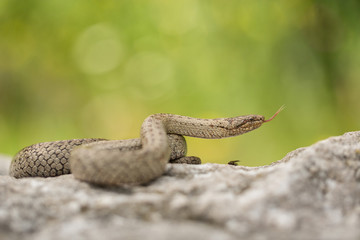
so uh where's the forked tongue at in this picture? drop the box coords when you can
[264,105,285,123]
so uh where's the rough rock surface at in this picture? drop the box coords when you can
[1,132,360,240]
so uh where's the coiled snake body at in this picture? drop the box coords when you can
[10,110,282,186]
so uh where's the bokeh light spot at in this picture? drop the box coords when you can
[73,23,123,75]
[152,0,199,35]
[123,52,175,100]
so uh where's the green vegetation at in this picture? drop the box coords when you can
[1,0,359,165]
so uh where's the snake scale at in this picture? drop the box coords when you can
[10,108,282,186]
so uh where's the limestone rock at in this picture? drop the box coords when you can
[1,132,360,240]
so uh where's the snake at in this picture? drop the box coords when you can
[10,108,283,186]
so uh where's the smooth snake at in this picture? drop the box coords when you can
[10,108,282,186]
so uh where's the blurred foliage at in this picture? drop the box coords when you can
[0,0,359,166]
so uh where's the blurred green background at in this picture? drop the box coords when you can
[1,0,359,166]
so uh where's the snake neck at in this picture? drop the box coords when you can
[153,113,264,139]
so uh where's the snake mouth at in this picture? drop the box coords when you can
[216,116,265,137]
[218,119,264,137]
[238,119,264,131]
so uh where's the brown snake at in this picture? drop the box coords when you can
[10,108,283,186]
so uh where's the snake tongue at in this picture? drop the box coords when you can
[263,105,285,123]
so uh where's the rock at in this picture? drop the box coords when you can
[0,154,11,176]
[1,131,360,240]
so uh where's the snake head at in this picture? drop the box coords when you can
[224,106,284,137]
[225,115,265,136]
